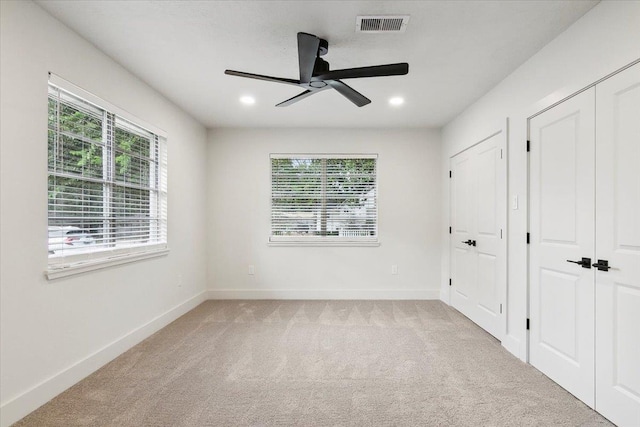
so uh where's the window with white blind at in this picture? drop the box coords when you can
[270,154,378,245]
[47,76,167,276]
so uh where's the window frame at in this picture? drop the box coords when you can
[46,73,169,279]
[269,153,379,247]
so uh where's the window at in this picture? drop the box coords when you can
[47,76,167,274]
[270,154,378,245]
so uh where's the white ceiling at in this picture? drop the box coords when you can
[36,0,598,129]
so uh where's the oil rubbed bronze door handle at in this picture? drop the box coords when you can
[566,257,591,269]
[592,259,613,271]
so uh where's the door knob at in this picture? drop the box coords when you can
[592,259,613,271]
[462,240,477,247]
[566,257,591,269]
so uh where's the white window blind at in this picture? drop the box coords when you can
[47,80,167,266]
[270,154,377,243]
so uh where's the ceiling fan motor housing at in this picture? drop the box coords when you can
[313,57,330,76]
[317,38,328,56]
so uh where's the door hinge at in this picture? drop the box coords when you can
[449,170,452,178]
[500,304,503,314]
[449,226,452,234]
[449,278,452,287]
[526,318,530,330]
[526,232,530,244]
[526,140,530,152]
[500,229,503,239]
[500,149,503,159]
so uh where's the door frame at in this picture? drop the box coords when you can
[448,120,508,340]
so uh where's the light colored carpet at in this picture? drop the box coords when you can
[14,300,611,426]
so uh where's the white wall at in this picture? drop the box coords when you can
[440,0,640,360]
[207,128,441,299]
[0,2,209,425]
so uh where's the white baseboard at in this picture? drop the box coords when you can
[206,288,440,300]
[502,333,526,362]
[0,291,207,427]
[439,288,450,305]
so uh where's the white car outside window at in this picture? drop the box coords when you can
[48,226,96,255]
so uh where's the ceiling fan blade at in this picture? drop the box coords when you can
[328,80,371,107]
[276,87,331,107]
[315,63,409,81]
[225,70,300,86]
[297,32,320,84]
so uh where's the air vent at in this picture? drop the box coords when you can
[356,15,410,33]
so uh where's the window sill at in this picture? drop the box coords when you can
[46,248,169,280]
[268,240,380,247]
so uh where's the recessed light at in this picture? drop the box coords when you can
[389,97,404,106]
[239,95,256,105]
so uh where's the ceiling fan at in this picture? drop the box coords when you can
[225,32,409,107]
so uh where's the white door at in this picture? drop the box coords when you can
[529,88,596,407]
[594,63,640,427]
[451,149,477,319]
[450,132,505,340]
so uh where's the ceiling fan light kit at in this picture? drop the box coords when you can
[225,32,409,107]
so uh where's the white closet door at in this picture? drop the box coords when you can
[529,88,596,407]
[594,63,640,427]
[450,133,504,340]
[451,149,477,318]
[472,135,503,338]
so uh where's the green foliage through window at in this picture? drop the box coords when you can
[48,83,167,258]
[271,156,377,239]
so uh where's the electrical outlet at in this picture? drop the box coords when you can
[391,265,398,275]
[248,265,255,275]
